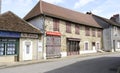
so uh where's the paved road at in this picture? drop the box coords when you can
[0,54,120,73]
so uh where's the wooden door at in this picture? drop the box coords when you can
[46,36,61,58]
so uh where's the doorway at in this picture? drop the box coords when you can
[92,42,96,50]
[23,41,32,60]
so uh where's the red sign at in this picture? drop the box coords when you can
[46,31,61,36]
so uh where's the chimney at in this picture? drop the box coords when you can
[110,14,120,24]
[86,11,92,15]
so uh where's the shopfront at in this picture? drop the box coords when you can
[67,38,80,56]
[46,31,61,58]
[0,31,20,62]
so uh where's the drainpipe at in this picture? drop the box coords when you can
[42,14,46,59]
[39,0,46,59]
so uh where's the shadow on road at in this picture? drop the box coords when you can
[45,57,120,73]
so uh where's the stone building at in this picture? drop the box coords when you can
[0,11,42,62]
[92,13,120,52]
[24,1,103,59]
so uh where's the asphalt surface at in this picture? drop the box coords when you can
[0,54,120,73]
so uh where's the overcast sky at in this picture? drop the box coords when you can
[2,0,120,19]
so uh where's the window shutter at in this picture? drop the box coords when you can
[85,27,90,36]
[66,22,71,33]
[53,19,59,31]
[75,25,80,34]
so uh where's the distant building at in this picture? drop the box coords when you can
[24,1,103,59]
[91,13,120,52]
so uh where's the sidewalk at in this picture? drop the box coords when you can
[0,52,119,69]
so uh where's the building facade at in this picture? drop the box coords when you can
[0,11,42,62]
[92,14,120,52]
[24,1,103,59]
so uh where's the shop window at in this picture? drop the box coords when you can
[0,43,5,55]
[6,43,16,55]
[0,38,18,56]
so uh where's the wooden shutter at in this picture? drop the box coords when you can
[97,29,101,37]
[53,19,59,31]
[92,28,95,37]
[66,22,71,33]
[75,25,80,34]
[85,27,90,36]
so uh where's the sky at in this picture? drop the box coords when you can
[1,0,120,19]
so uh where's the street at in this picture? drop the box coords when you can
[0,53,120,73]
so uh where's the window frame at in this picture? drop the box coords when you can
[85,27,90,36]
[53,19,59,31]
[84,41,89,50]
[97,29,101,37]
[75,24,80,34]
[66,22,71,33]
[92,28,96,37]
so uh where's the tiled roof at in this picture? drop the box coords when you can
[0,11,41,34]
[92,14,120,27]
[24,1,102,28]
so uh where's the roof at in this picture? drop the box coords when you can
[92,14,120,27]
[0,11,41,34]
[24,1,102,28]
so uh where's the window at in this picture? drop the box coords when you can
[6,43,16,55]
[75,24,80,34]
[92,28,96,37]
[96,43,100,50]
[117,41,120,49]
[0,43,5,55]
[53,19,59,31]
[0,39,18,56]
[114,26,118,36]
[85,27,90,36]
[97,29,101,37]
[66,22,71,33]
[84,42,89,50]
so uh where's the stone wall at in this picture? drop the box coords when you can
[44,17,102,56]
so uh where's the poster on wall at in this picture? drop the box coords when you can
[38,42,42,52]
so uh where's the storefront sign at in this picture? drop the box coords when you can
[0,31,20,38]
[46,31,61,36]
[67,38,80,41]
[21,33,38,38]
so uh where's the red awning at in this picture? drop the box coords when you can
[46,31,61,36]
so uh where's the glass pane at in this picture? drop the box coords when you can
[6,43,16,55]
[0,43,5,55]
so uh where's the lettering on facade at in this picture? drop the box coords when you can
[21,33,38,38]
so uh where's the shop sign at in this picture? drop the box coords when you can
[0,31,20,38]
[46,31,61,36]
[21,33,38,38]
